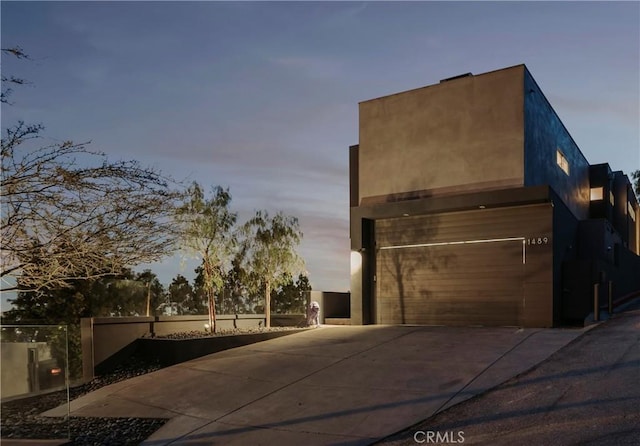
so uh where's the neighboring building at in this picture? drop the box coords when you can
[349,64,639,328]
[1,341,63,399]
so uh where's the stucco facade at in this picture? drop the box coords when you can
[350,64,639,328]
[359,67,525,202]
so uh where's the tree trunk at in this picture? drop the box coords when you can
[203,259,217,333]
[145,281,151,317]
[265,279,271,328]
[208,293,217,333]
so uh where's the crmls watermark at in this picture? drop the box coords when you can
[414,430,465,444]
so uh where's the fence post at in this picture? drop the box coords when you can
[608,281,613,315]
[593,283,600,322]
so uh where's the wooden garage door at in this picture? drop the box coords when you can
[376,210,526,326]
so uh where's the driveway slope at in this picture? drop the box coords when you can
[46,324,585,445]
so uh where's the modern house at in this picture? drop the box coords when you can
[349,64,639,328]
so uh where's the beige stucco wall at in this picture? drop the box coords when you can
[358,65,526,203]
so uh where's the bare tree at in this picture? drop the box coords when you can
[1,46,31,105]
[1,46,181,294]
[175,182,236,333]
[243,210,304,327]
[1,122,181,293]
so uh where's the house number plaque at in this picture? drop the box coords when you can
[527,237,550,245]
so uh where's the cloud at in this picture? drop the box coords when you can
[269,56,343,80]
[549,95,639,126]
[323,2,368,27]
[298,214,350,291]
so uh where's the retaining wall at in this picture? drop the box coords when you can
[81,314,268,379]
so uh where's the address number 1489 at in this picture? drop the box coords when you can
[527,237,549,245]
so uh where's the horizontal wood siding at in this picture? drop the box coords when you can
[376,204,553,326]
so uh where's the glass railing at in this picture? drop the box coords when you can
[1,324,70,440]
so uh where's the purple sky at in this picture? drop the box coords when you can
[2,1,638,308]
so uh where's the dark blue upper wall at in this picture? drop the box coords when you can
[612,172,638,251]
[523,67,590,221]
[589,163,614,222]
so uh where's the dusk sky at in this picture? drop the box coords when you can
[2,1,639,306]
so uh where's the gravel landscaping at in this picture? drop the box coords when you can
[1,355,166,445]
[154,325,305,339]
[1,326,307,444]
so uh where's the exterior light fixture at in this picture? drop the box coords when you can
[479,205,486,209]
[351,251,363,275]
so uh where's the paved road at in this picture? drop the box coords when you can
[377,301,640,446]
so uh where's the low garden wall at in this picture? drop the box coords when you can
[81,314,307,380]
[81,293,350,380]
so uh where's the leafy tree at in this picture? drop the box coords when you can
[218,239,256,314]
[219,264,245,314]
[631,170,639,199]
[175,182,237,332]
[272,273,312,314]
[1,47,180,294]
[97,271,144,317]
[134,269,166,316]
[3,267,161,378]
[191,265,208,315]
[243,211,304,327]
[168,274,200,315]
[5,268,146,322]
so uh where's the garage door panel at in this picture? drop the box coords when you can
[378,243,522,267]
[377,245,523,285]
[406,268,523,281]
[377,289,522,304]
[378,258,521,275]
[376,206,549,247]
[401,278,517,290]
[376,212,525,326]
[380,301,521,326]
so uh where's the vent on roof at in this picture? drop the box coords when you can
[440,72,473,83]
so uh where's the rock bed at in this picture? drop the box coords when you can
[154,325,306,339]
[1,356,166,444]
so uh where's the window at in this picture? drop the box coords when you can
[609,191,615,206]
[590,187,603,201]
[556,150,570,175]
[629,202,636,221]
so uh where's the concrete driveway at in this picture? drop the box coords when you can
[46,324,585,445]
[377,300,640,445]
